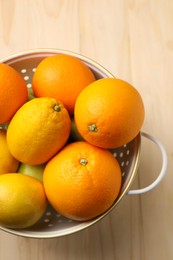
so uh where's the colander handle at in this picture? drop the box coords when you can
[127,131,167,195]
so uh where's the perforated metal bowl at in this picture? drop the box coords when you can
[0,49,167,238]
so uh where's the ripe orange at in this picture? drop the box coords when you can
[74,78,145,148]
[0,63,28,124]
[43,141,122,221]
[7,97,71,165]
[0,173,47,229]
[32,54,96,114]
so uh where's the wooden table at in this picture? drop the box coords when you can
[0,1,171,259]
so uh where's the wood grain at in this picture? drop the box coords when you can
[0,0,172,259]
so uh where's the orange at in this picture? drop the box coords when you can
[43,141,122,221]
[74,78,145,148]
[7,97,71,165]
[0,129,19,175]
[32,54,96,114]
[0,63,28,124]
[0,173,47,229]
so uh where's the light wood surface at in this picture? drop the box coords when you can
[0,1,172,259]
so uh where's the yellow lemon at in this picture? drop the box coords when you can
[0,129,19,175]
[0,173,47,229]
[7,97,71,165]
[18,163,45,183]
[70,116,85,142]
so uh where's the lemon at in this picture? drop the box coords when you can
[0,129,19,175]
[0,173,47,229]
[18,163,45,183]
[27,87,36,101]
[6,97,71,165]
[70,116,85,141]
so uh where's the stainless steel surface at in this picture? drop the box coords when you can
[0,49,141,238]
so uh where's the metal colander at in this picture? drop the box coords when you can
[0,49,167,238]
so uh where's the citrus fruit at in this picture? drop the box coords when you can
[43,141,122,221]
[70,116,85,141]
[32,54,96,114]
[18,163,45,183]
[74,78,145,148]
[7,97,71,165]
[0,63,28,124]
[27,87,36,101]
[0,129,19,175]
[0,173,47,229]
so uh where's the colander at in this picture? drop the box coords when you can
[0,49,167,239]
